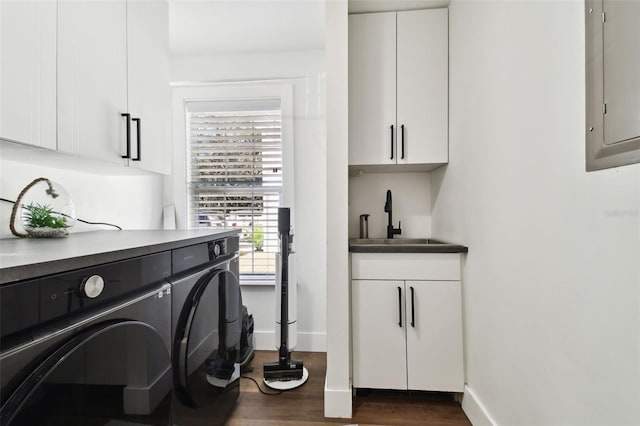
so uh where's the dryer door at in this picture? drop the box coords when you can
[0,320,172,426]
[173,268,241,415]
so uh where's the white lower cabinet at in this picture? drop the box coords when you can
[351,253,464,392]
[405,280,463,391]
[353,279,408,389]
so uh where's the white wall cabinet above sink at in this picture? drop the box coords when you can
[348,9,448,171]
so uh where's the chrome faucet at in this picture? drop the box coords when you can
[384,189,402,239]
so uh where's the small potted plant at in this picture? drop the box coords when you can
[253,226,264,251]
[22,203,70,238]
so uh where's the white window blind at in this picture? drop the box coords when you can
[187,99,282,281]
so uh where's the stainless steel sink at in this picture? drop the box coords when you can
[349,237,467,253]
[350,238,445,245]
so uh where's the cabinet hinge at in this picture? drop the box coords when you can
[602,11,606,23]
[603,103,607,115]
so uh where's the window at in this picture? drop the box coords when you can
[187,98,283,282]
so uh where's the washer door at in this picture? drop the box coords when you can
[0,320,172,426]
[173,269,240,413]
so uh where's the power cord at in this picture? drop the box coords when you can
[240,366,282,396]
[241,375,282,396]
[0,197,122,231]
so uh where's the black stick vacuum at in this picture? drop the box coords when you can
[263,208,308,388]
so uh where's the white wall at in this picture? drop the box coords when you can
[169,50,327,352]
[324,0,351,418]
[349,172,431,239]
[0,141,164,239]
[171,50,325,82]
[433,1,640,425]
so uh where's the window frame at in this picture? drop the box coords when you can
[172,82,295,285]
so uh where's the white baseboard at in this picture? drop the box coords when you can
[254,331,327,352]
[324,378,352,418]
[462,385,497,426]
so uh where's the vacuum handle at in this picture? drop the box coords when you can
[278,207,290,235]
[397,286,402,327]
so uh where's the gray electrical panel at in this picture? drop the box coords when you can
[586,0,640,171]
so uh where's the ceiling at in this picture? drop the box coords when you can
[168,0,449,56]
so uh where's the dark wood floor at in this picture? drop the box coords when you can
[227,351,472,426]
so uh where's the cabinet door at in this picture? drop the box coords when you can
[352,280,407,389]
[602,0,640,146]
[127,0,171,175]
[397,9,448,165]
[348,12,396,166]
[406,280,464,392]
[0,1,56,149]
[57,0,128,164]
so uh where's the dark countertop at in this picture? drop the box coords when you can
[0,229,240,285]
[349,238,468,254]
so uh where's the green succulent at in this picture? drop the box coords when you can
[23,203,69,229]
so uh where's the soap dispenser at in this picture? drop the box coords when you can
[359,214,370,239]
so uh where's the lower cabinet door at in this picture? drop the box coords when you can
[352,279,407,389]
[406,280,464,392]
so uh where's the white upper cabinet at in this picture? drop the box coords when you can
[396,9,448,166]
[57,0,129,166]
[57,0,170,174]
[348,12,397,166]
[126,0,171,175]
[1,0,172,174]
[0,1,57,149]
[349,9,448,169]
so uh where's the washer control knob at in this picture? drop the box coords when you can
[81,275,104,299]
[213,242,222,257]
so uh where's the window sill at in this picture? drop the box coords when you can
[240,277,275,286]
